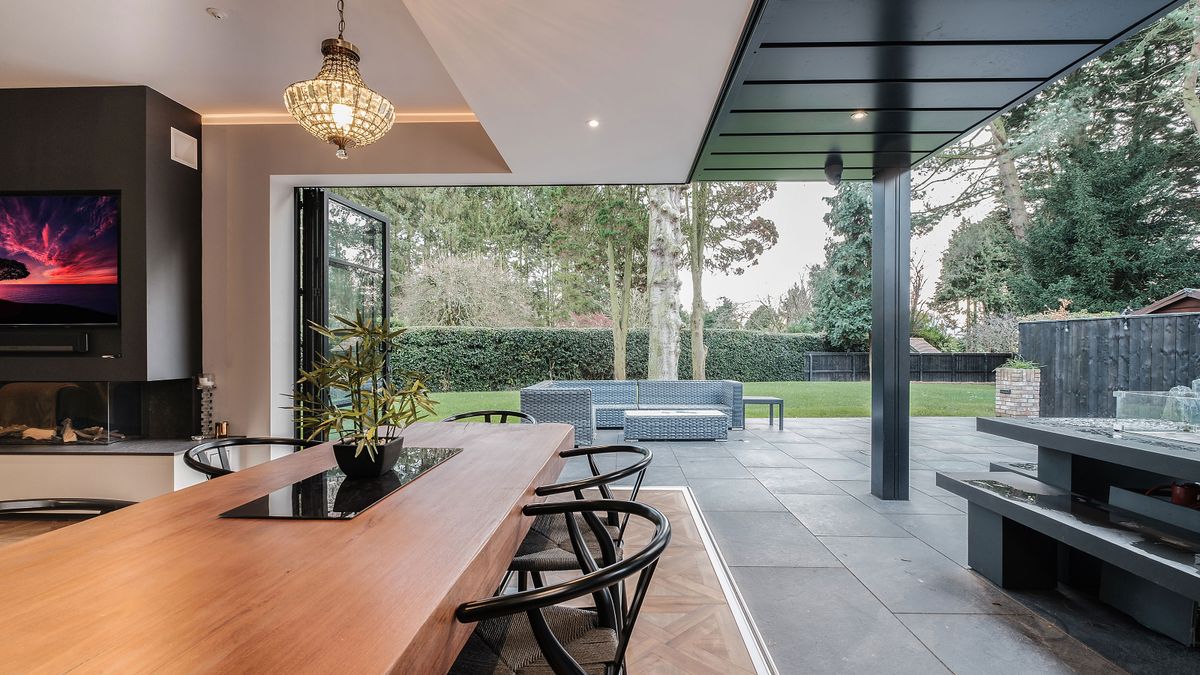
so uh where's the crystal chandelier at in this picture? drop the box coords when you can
[284,0,395,159]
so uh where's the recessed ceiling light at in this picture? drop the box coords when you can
[850,110,869,120]
[587,119,600,128]
[206,7,229,20]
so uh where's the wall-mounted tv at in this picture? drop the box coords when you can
[0,193,120,326]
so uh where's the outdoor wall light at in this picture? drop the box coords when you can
[824,154,844,186]
[850,110,869,120]
[587,119,600,128]
[284,0,395,159]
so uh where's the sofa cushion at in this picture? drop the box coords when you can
[637,403,730,414]
[550,380,637,405]
[637,380,726,406]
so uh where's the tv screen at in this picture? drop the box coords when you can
[0,193,120,326]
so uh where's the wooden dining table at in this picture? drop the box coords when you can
[0,421,573,674]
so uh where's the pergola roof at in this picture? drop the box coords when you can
[690,0,1187,182]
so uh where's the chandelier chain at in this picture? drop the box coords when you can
[337,0,345,38]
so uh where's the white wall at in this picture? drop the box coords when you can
[201,122,511,435]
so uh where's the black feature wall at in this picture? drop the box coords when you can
[0,86,201,381]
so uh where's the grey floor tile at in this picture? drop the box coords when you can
[777,494,911,537]
[733,567,950,675]
[641,446,677,466]
[728,447,803,468]
[687,478,786,512]
[886,513,968,567]
[705,511,841,567]
[820,536,1027,614]
[748,467,844,495]
[819,437,872,452]
[833,481,964,516]
[919,458,990,472]
[678,457,752,479]
[797,458,872,481]
[898,613,1124,675]
[670,445,733,460]
[774,443,846,459]
[619,465,685,487]
[908,470,961,499]
[933,494,968,512]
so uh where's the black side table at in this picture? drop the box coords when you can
[743,396,785,429]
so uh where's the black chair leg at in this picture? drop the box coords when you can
[518,570,529,592]
[530,570,545,588]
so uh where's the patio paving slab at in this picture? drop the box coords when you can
[885,513,968,567]
[678,458,753,479]
[733,567,951,675]
[777,494,910,537]
[794,458,872,481]
[726,447,803,467]
[773,442,846,459]
[819,535,1028,615]
[705,511,841,567]
[746,467,844,495]
[687,478,787,512]
[833,480,964,516]
[897,613,1124,675]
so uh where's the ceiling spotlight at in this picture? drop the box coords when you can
[850,110,869,120]
[205,7,229,20]
[587,119,600,128]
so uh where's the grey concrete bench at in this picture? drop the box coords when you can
[937,470,1200,645]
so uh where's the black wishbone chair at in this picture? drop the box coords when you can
[507,445,652,591]
[450,499,670,675]
[441,410,538,424]
[185,437,319,480]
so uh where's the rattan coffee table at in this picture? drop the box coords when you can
[623,409,728,441]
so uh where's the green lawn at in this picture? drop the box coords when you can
[424,381,995,420]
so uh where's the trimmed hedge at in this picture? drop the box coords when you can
[391,327,830,392]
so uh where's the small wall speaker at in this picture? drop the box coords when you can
[170,127,199,169]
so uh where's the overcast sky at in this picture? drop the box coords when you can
[681,182,969,313]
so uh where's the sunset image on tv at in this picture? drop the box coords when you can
[0,194,119,325]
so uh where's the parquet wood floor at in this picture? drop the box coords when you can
[621,488,761,675]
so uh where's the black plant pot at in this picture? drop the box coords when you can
[333,436,405,479]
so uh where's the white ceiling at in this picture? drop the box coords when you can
[0,0,753,183]
[0,0,469,117]
[400,0,754,183]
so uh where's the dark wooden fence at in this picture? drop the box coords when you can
[804,352,1011,383]
[1020,313,1200,418]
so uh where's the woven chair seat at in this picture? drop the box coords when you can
[509,513,623,572]
[449,605,617,675]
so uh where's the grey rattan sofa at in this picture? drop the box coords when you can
[520,380,743,446]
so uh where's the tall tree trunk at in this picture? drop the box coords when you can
[989,118,1031,240]
[647,185,685,380]
[606,239,628,380]
[688,183,709,380]
[1184,1,1200,136]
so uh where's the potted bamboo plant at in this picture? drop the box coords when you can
[291,312,436,479]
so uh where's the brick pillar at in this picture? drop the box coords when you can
[995,368,1041,417]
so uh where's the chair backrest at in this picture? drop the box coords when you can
[440,410,537,424]
[0,498,133,517]
[537,444,652,541]
[456,499,670,672]
[185,437,319,479]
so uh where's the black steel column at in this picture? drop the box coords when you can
[871,168,911,500]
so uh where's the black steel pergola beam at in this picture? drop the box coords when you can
[871,167,911,500]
